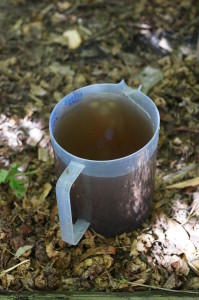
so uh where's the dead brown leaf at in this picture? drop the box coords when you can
[188,257,199,276]
[163,273,176,289]
[63,29,82,49]
[186,277,199,289]
[35,274,47,290]
[80,246,116,262]
[46,242,59,259]
[40,182,52,201]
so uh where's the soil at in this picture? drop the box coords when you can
[0,0,199,294]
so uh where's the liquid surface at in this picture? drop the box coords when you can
[54,98,153,160]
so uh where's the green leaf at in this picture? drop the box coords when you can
[15,245,33,258]
[0,169,9,183]
[8,163,21,178]
[9,177,26,197]
[1,164,27,197]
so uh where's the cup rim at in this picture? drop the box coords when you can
[49,83,160,165]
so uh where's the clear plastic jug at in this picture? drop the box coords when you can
[49,80,160,245]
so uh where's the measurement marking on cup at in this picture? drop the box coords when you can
[65,91,83,107]
[51,110,57,129]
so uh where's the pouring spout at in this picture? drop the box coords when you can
[118,79,141,97]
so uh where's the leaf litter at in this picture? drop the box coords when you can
[0,0,199,295]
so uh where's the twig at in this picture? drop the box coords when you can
[0,244,15,256]
[0,259,30,276]
[173,16,199,38]
[197,34,199,62]
[171,127,199,134]
[182,201,199,225]
[64,0,81,15]
[125,280,199,294]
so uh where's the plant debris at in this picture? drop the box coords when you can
[0,0,199,294]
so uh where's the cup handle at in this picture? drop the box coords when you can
[56,161,90,245]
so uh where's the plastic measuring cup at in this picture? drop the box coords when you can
[49,80,160,245]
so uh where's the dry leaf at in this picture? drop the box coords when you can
[134,66,163,93]
[49,62,75,76]
[186,277,199,289]
[48,33,69,46]
[166,219,195,256]
[163,273,176,289]
[58,1,71,11]
[35,274,46,290]
[63,29,82,49]
[6,274,15,288]
[167,177,199,189]
[103,255,114,269]
[80,246,116,262]
[15,245,33,258]
[190,230,199,250]
[188,257,199,276]
[1,0,199,293]
[17,260,31,272]
[139,234,154,248]
[30,84,47,97]
[163,162,196,184]
[137,240,146,252]
[38,148,49,162]
[46,242,59,258]
[130,240,139,257]
[55,251,71,268]
[25,182,51,209]
[191,192,199,211]
[40,182,52,201]
[26,127,43,146]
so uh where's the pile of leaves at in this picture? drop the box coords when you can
[0,0,199,294]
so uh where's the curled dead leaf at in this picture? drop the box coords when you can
[74,258,93,276]
[35,274,47,290]
[40,182,52,201]
[130,239,139,257]
[46,242,59,258]
[95,277,109,288]
[55,251,71,268]
[63,29,82,49]
[103,255,114,269]
[74,255,114,277]
[80,246,116,262]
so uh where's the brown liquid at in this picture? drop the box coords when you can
[54,98,153,160]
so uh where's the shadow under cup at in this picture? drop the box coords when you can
[49,81,160,245]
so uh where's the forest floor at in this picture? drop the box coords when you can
[0,0,199,295]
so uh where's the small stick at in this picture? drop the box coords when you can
[171,127,199,134]
[0,259,30,276]
[125,281,199,294]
